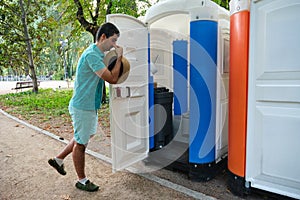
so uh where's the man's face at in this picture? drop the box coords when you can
[103,33,119,51]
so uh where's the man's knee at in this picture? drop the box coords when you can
[74,142,86,150]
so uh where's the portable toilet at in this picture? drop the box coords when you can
[228,0,300,199]
[108,0,230,181]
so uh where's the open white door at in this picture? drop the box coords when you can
[246,0,300,199]
[107,14,149,172]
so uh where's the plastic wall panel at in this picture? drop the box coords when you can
[189,20,217,164]
[228,7,250,177]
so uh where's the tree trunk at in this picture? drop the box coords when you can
[19,0,38,93]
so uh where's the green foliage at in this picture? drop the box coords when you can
[0,0,155,78]
[0,0,61,78]
[137,0,157,16]
[107,0,139,17]
[0,87,110,129]
[212,0,229,10]
[0,88,72,117]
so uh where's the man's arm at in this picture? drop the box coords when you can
[96,45,123,84]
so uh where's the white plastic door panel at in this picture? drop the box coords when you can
[215,19,230,161]
[107,14,149,172]
[246,0,300,199]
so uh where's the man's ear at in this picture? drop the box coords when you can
[99,33,107,42]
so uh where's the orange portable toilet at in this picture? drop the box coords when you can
[228,0,250,194]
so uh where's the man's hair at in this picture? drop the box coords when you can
[96,22,119,41]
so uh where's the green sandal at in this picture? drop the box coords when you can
[75,180,99,192]
[48,158,66,175]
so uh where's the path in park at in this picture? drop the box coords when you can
[0,80,73,95]
[0,110,202,200]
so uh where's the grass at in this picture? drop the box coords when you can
[0,88,110,132]
[0,89,72,120]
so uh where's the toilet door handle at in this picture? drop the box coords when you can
[115,87,131,98]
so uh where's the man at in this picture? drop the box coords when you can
[48,22,123,192]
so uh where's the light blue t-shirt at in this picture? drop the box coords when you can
[69,43,105,110]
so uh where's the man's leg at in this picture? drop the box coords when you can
[48,138,75,175]
[72,141,86,179]
[73,138,99,192]
[57,138,75,159]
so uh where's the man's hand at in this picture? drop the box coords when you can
[113,44,123,58]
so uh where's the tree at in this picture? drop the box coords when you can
[0,0,59,92]
[55,0,156,102]
[19,0,38,92]
[0,0,156,90]
[0,1,29,76]
[71,0,153,41]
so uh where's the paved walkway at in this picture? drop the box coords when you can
[0,109,217,200]
[0,80,73,95]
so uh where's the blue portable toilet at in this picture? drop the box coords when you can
[107,0,230,180]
